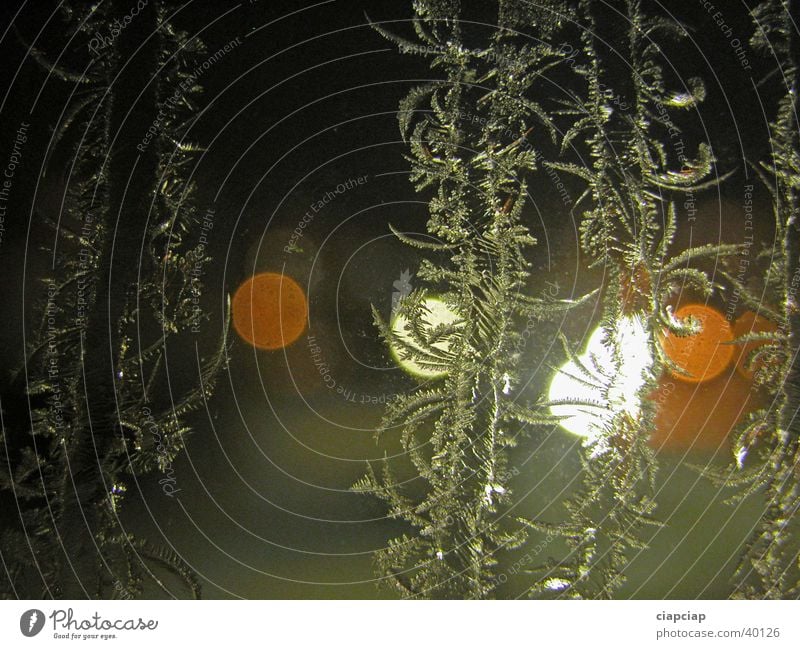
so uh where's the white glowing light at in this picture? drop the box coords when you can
[548,315,652,441]
[736,447,748,469]
[390,297,461,379]
[544,578,570,591]
[484,483,506,504]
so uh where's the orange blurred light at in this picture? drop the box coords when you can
[232,272,308,350]
[649,372,761,453]
[659,304,734,383]
[649,307,776,455]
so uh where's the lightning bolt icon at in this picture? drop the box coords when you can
[28,612,38,632]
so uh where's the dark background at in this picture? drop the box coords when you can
[0,0,780,598]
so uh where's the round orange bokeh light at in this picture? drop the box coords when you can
[232,272,308,350]
[660,304,734,383]
[649,307,778,455]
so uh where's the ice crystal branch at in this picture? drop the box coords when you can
[519,0,737,598]
[732,0,800,599]
[362,0,796,601]
[358,0,582,599]
[0,0,227,599]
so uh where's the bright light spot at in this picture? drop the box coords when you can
[548,316,652,440]
[390,297,460,379]
[544,578,570,591]
[484,483,506,504]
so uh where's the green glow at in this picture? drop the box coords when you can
[390,297,460,378]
